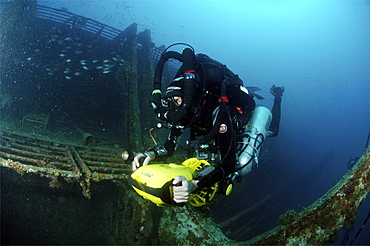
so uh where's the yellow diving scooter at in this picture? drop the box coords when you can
[126,157,224,207]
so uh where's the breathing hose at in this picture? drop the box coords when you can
[152,46,198,124]
[152,50,182,108]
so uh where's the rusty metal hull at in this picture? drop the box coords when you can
[0,130,131,198]
[243,147,370,245]
[1,130,369,245]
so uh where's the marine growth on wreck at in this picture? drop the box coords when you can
[1,1,369,245]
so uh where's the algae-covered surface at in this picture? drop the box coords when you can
[244,147,370,245]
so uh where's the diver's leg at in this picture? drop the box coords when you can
[268,85,284,137]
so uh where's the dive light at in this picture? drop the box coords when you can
[121,150,137,163]
[121,150,147,165]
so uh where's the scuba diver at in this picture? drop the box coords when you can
[129,44,285,206]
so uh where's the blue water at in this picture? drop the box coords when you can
[37,0,370,168]
[15,0,370,244]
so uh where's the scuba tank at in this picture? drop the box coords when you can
[235,106,272,177]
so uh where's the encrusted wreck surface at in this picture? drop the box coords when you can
[0,130,233,245]
[1,130,369,245]
[243,147,370,245]
[159,207,237,245]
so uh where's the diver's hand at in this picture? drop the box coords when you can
[132,151,155,171]
[172,176,198,203]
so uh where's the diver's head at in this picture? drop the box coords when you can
[158,73,200,125]
[162,77,184,109]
